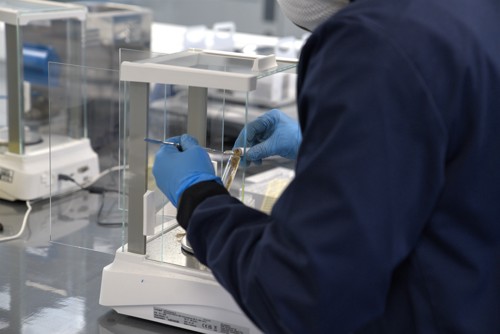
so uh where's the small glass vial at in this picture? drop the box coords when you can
[221,147,244,190]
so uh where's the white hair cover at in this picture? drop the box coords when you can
[277,0,350,31]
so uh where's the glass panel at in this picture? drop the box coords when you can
[0,0,80,13]
[82,2,152,71]
[49,62,123,254]
[118,48,298,272]
[0,23,7,147]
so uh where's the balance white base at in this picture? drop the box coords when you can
[0,137,99,201]
[100,248,261,334]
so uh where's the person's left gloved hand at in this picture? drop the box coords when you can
[152,134,222,207]
[233,109,302,166]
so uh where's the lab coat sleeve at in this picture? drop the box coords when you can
[186,17,448,334]
[177,180,229,229]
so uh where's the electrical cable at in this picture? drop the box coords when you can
[57,174,113,194]
[58,166,124,226]
[95,192,123,226]
[0,166,126,241]
[58,165,124,195]
[0,201,32,242]
[86,165,125,188]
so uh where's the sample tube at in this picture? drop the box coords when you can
[221,147,243,190]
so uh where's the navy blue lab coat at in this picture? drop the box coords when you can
[177,0,500,332]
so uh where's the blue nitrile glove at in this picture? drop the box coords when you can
[152,134,222,207]
[234,109,302,166]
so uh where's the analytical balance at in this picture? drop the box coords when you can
[0,0,99,201]
[98,48,297,334]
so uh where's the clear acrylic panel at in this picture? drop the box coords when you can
[79,1,152,71]
[118,48,298,270]
[0,0,85,14]
[49,62,124,254]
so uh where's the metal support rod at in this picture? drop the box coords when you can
[66,20,85,139]
[263,0,276,22]
[127,81,149,255]
[6,24,24,154]
[187,86,208,145]
[183,86,209,253]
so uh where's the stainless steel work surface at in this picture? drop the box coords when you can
[0,192,195,334]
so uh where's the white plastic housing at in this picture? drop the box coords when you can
[100,249,262,334]
[0,137,99,201]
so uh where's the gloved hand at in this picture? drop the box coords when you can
[234,109,302,165]
[152,134,222,207]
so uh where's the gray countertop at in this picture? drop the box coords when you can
[0,192,195,334]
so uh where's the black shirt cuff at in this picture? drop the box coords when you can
[176,180,229,229]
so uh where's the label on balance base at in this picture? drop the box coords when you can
[153,307,250,334]
[0,167,13,183]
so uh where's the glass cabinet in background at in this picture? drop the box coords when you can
[0,0,98,201]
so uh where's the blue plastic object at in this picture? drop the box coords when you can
[23,43,61,85]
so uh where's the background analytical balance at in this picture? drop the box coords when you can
[98,48,298,334]
[0,0,99,201]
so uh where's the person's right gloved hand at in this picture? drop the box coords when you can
[152,134,221,207]
[233,109,302,165]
